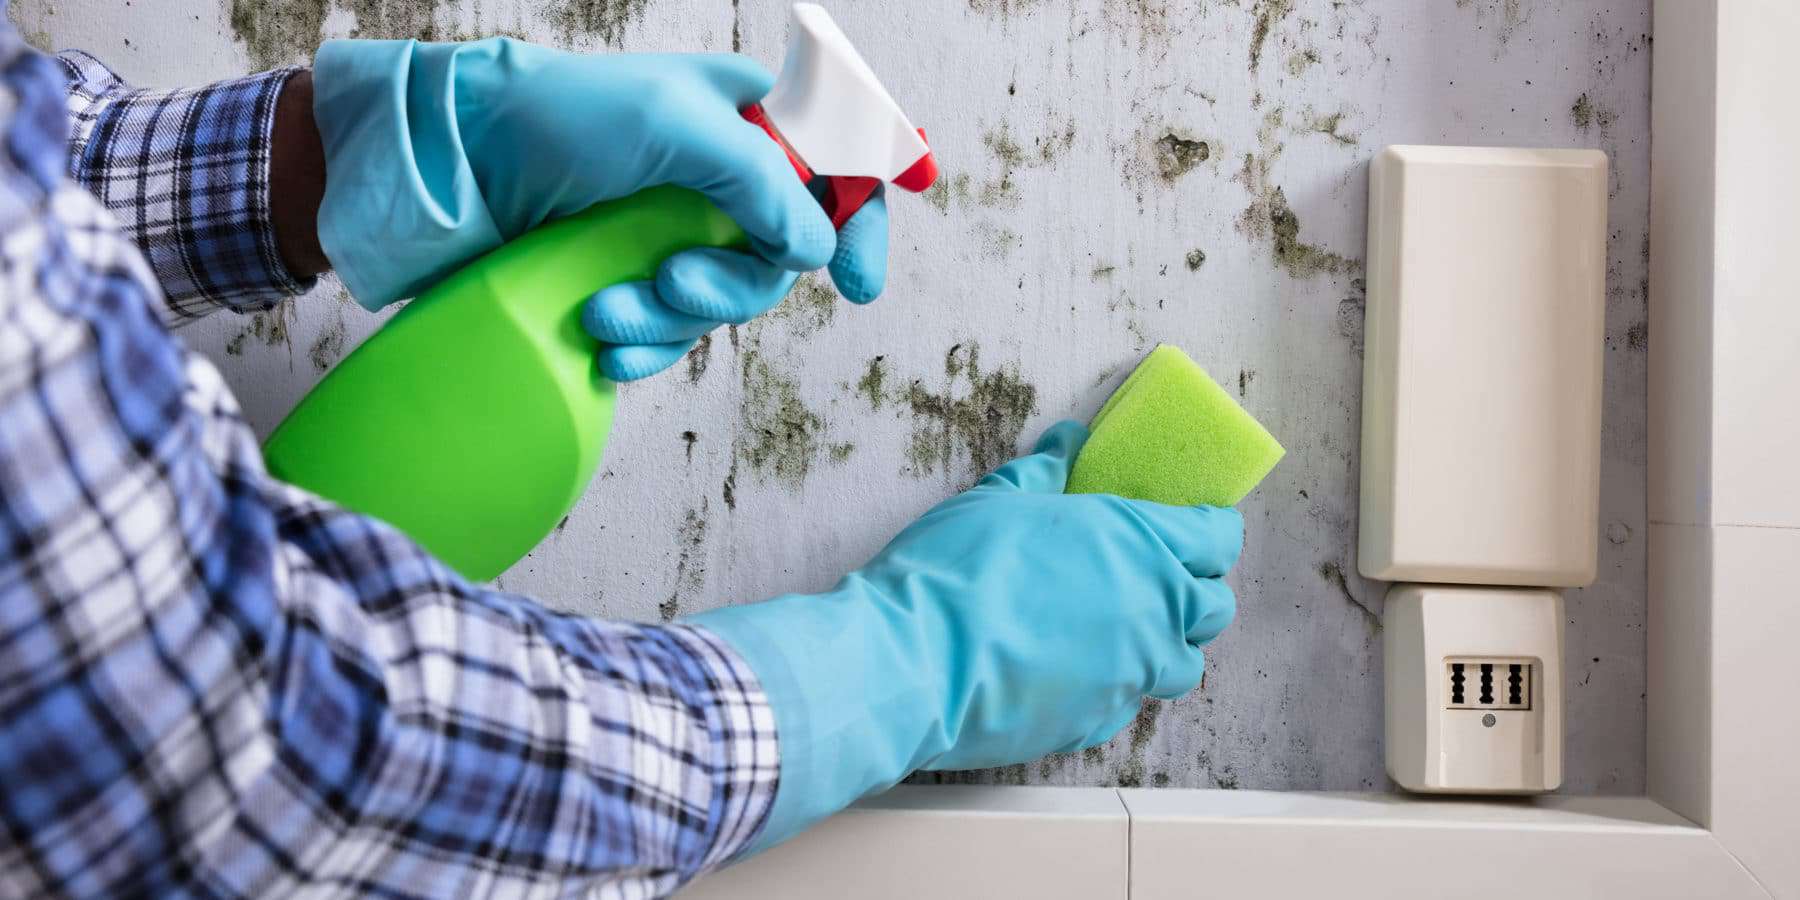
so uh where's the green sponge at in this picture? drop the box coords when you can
[1066,344,1284,507]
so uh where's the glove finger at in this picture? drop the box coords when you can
[582,280,718,345]
[1183,576,1238,647]
[656,246,801,323]
[1119,502,1245,578]
[598,339,697,383]
[692,53,777,105]
[827,186,889,303]
[671,118,836,272]
[1148,644,1209,701]
[974,420,1089,493]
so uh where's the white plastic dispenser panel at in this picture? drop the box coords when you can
[1359,146,1608,587]
[1384,584,1564,794]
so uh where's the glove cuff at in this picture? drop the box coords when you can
[686,581,947,854]
[313,39,503,310]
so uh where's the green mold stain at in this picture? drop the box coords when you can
[766,273,837,338]
[978,121,1075,205]
[923,172,973,213]
[230,0,328,69]
[894,342,1039,484]
[736,348,844,489]
[1248,0,1296,74]
[1305,110,1358,146]
[1152,133,1210,182]
[554,0,651,46]
[308,318,347,372]
[855,355,889,410]
[1185,248,1207,271]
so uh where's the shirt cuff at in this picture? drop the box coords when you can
[664,623,782,870]
[57,51,316,320]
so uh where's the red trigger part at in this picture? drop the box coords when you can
[739,111,938,231]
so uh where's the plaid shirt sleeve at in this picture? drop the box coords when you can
[1,35,777,900]
[54,50,314,321]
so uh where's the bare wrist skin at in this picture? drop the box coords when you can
[270,69,329,280]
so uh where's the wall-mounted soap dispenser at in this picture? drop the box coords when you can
[1360,145,1608,794]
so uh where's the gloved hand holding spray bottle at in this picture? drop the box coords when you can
[265,4,936,580]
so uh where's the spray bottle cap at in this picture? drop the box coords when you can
[742,4,937,228]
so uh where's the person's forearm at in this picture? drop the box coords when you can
[270,69,330,280]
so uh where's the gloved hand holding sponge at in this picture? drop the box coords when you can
[691,346,1284,849]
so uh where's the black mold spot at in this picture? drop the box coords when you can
[1238,368,1256,397]
[730,0,742,52]
[721,457,738,511]
[688,333,712,383]
[737,348,839,488]
[1626,320,1648,351]
[660,504,708,621]
[1185,248,1207,271]
[1319,560,1380,630]
[681,430,698,462]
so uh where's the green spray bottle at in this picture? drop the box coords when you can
[263,4,937,580]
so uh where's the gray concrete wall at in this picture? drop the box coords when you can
[11,0,1650,794]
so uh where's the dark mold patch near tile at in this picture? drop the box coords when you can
[1238,150,1360,280]
[1153,133,1211,183]
[553,0,650,46]
[1185,248,1207,271]
[1319,560,1380,630]
[1248,0,1297,74]
[660,503,708,621]
[1337,280,1367,356]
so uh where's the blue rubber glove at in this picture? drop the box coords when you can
[311,38,886,377]
[688,421,1242,852]
[582,185,888,381]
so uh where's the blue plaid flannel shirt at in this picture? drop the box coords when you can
[0,29,776,899]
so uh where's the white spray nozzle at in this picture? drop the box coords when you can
[760,4,935,189]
